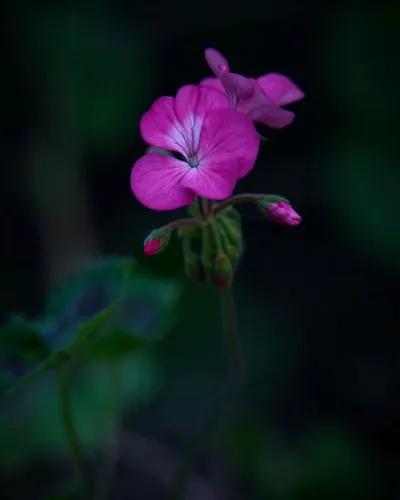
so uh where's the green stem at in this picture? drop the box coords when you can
[213,193,290,216]
[57,366,90,495]
[213,193,264,215]
[163,217,201,232]
[201,223,213,282]
[209,217,223,255]
[220,286,245,386]
[169,282,244,499]
[94,362,123,500]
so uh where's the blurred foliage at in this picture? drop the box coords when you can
[0,257,181,470]
[0,257,180,393]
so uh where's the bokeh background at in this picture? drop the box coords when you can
[1,1,399,499]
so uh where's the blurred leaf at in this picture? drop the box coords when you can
[91,273,181,359]
[9,305,114,394]
[0,352,163,467]
[1,257,181,393]
[0,316,49,392]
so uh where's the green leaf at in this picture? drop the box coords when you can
[2,257,181,393]
[0,352,163,467]
[8,305,114,394]
[91,273,181,358]
[0,316,49,391]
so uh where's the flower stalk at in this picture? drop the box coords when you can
[220,285,244,386]
[57,366,90,495]
[213,193,288,215]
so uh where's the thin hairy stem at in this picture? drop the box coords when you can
[213,193,264,215]
[209,217,224,255]
[57,366,90,495]
[94,362,123,500]
[163,217,201,232]
[168,286,244,499]
[220,285,245,386]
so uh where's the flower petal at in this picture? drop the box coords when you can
[205,48,230,76]
[198,108,260,180]
[130,153,194,211]
[140,97,187,157]
[217,74,293,128]
[181,163,237,200]
[200,77,225,93]
[220,72,255,103]
[249,102,295,129]
[257,73,304,106]
[174,84,229,127]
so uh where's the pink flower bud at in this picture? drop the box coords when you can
[143,228,171,256]
[144,238,162,256]
[267,201,302,226]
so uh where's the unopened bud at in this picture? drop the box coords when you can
[214,253,233,288]
[143,228,171,256]
[258,198,301,227]
[185,254,206,284]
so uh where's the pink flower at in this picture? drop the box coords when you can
[131,84,260,211]
[202,48,304,129]
[266,201,302,226]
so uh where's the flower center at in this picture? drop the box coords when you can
[187,151,199,168]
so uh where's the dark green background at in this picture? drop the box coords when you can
[1,1,399,499]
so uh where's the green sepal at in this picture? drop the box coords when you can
[201,224,216,283]
[179,226,206,284]
[257,194,289,209]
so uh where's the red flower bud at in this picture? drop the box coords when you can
[267,201,301,226]
[214,253,233,288]
[144,238,162,256]
[143,228,171,256]
[258,197,301,227]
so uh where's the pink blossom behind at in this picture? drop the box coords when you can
[203,48,304,129]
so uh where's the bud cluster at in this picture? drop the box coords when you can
[142,194,301,288]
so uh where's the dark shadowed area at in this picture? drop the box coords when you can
[1,1,399,499]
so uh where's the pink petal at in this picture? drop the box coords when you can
[140,97,187,157]
[216,75,294,128]
[174,84,229,127]
[249,102,295,129]
[205,48,230,76]
[257,73,304,106]
[130,153,194,211]
[220,72,255,103]
[181,162,237,200]
[200,77,225,93]
[199,108,259,178]
[140,86,228,159]
[224,79,295,129]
